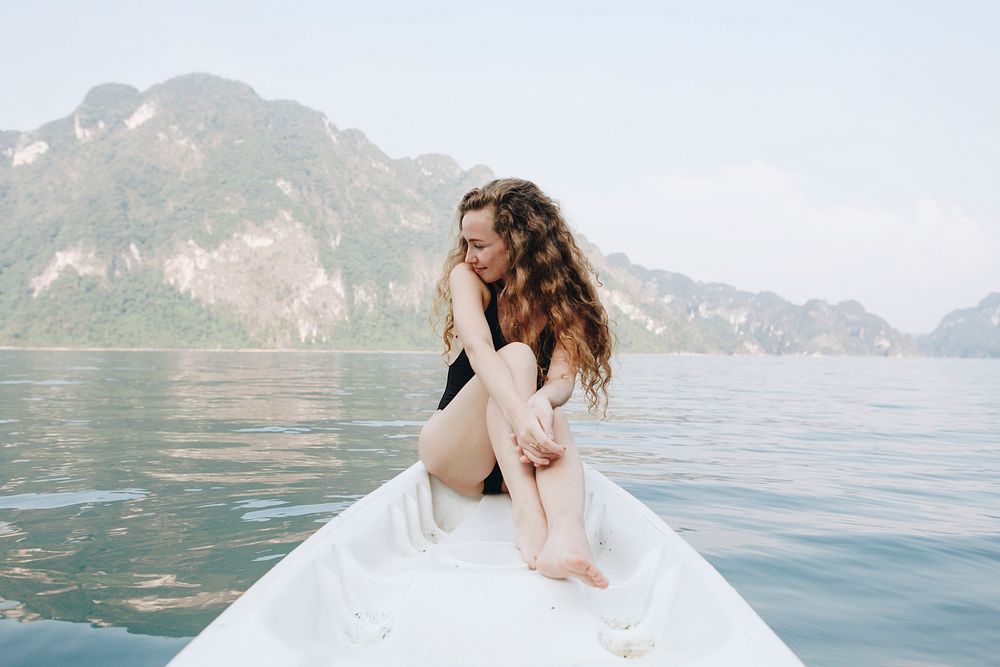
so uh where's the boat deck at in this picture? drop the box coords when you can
[168,464,802,666]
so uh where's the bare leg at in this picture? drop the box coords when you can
[418,374,496,497]
[418,343,548,567]
[535,408,608,589]
[485,344,548,568]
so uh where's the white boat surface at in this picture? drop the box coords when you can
[168,462,803,666]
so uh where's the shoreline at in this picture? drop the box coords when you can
[0,345,718,356]
[0,346,958,359]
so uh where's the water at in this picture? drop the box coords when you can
[0,350,997,666]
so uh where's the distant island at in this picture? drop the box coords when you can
[917,293,1000,357]
[1,73,996,357]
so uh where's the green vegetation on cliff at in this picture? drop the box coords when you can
[0,73,940,356]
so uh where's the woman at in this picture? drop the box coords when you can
[418,178,613,589]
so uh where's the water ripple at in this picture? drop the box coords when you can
[0,490,147,510]
[0,351,996,667]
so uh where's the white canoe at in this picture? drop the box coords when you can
[168,462,803,666]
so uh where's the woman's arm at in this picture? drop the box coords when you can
[513,343,576,466]
[531,342,576,409]
[451,264,562,458]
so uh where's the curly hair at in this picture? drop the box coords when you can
[434,178,613,415]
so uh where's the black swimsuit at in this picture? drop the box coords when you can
[437,283,508,412]
[436,283,554,494]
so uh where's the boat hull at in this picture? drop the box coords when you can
[168,462,802,666]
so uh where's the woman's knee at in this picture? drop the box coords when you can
[498,342,536,375]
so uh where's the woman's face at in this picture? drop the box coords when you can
[461,206,509,283]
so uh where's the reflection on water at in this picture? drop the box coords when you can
[0,351,998,667]
[0,351,433,643]
[0,617,189,667]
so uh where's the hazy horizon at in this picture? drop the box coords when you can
[2,1,997,333]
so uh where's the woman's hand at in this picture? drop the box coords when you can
[511,395,564,467]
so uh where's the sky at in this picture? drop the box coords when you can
[1,0,997,333]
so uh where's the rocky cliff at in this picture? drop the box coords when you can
[1,73,920,355]
[589,252,916,356]
[919,293,1000,357]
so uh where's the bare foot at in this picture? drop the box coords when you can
[536,520,608,589]
[512,503,548,569]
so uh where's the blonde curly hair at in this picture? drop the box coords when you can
[435,178,613,415]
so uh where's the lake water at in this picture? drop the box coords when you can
[0,350,997,666]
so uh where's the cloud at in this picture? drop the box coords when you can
[563,163,999,333]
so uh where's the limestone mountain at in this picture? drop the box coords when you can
[1,73,489,349]
[592,253,916,356]
[2,73,916,355]
[919,293,1000,357]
